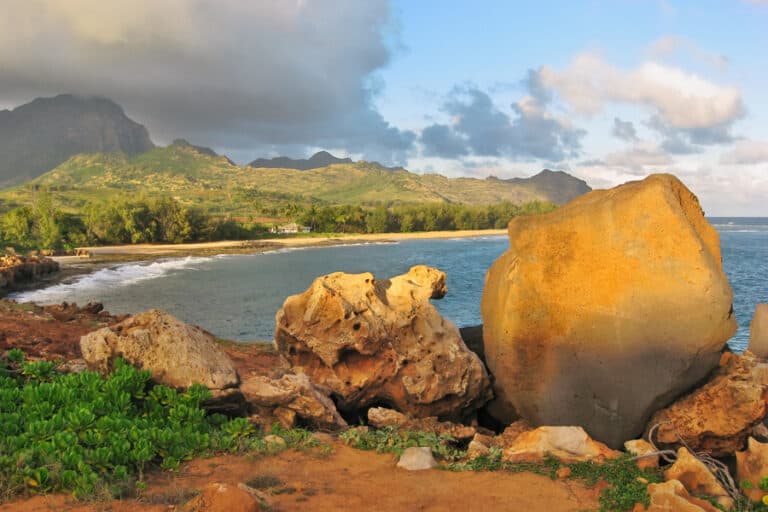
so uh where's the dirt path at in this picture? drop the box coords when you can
[0,442,602,512]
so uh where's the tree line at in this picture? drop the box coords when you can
[0,192,556,251]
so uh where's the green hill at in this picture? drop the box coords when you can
[0,142,590,216]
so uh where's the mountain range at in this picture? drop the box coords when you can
[0,95,591,215]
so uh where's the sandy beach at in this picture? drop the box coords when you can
[52,229,507,265]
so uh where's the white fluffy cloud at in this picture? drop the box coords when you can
[0,0,415,163]
[539,52,744,130]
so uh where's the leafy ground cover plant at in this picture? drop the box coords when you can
[0,350,321,501]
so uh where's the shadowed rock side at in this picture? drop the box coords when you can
[481,173,737,448]
[274,265,492,420]
[0,254,59,292]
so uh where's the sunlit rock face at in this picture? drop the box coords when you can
[481,174,736,448]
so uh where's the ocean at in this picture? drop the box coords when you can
[12,218,767,351]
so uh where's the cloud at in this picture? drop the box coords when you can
[419,80,585,161]
[648,36,729,70]
[0,0,415,164]
[603,146,673,174]
[720,141,768,165]
[612,118,638,142]
[538,52,744,131]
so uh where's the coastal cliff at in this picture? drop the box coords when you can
[0,253,59,292]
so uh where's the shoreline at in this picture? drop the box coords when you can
[52,229,508,266]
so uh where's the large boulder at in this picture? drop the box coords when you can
[749,304,768,358]
[481,174,736,448]
[646,352,768,456]
[275,265,492,420]
[80,310,239,391]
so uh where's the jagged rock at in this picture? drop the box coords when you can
[737,437,768,503]
[367,407,408,428]
[636,480,721,512]
[273,407,297,429]
[397,447,438,471]
[749,304,768,358]
[80,310,238,391]
[240,373,347,431]
[275,265,492,420]
[180,482,261,512]
[624,439,659,469]
[481,174,737,448]
[493,419,534,448]
[0,254,59,290]
[502,426,621,464]
[647,352,768,456]
[664,448,734,510]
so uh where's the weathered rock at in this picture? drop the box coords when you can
[502,426,621,464]
[0,254,59,290]
[749,304,768,358]
[397,447,438,471]
[467,439,491,460]
[664,448,733,510]
[637,480,721,512]
[367,407,408,428]
[80,310,239,391]
[181,482,261,512]
[624,439,659,469]
[262,435,287,450]
[240,373,347,430]
[737,437,768,503]
[275,265,492,420]
[493,419,534,448]
[481,174,737,448]
[647,352,768,456]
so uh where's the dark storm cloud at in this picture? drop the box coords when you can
[419,81,585,161]
[0,0,415,164]
[611,118,639,142]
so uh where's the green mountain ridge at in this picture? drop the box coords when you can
[0,143,591,216]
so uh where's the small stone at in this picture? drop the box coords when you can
[367,407,408,428]
[624,439,659,469]
[397,447,438,471]
[556,467,572,479]
[467,439,491,460]
[502,426,621,464]
[263,435,287,449]
[642,480,721,512]
[180,482,260,512]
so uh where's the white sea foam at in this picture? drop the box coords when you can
[10,256,213,304]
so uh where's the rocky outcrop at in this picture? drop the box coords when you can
[240,373,347,431]
[0,254,59,291]
[664,448,734,510]
[275,265,492,420]
[80,310,239,391]
[749,304,768,358]
[639,480,721,512]
[501,426,620,464]
[647,352,768,456]
[481,174,736,448]
[737,437,768,503]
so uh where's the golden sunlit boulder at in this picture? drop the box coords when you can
[275,265,492,420]
[664,447,734,510]
[481,174,736,448]
[636,480,721,512]
[501,426,620,464]
[737,437,768,504]
[748,304,768,358]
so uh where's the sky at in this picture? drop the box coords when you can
[0,0,766,215]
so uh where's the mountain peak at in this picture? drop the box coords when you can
[248,151,353,170]
[0,94,154,186]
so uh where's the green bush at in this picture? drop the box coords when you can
[0,351,318,501]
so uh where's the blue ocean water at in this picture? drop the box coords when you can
[12,219,767,350]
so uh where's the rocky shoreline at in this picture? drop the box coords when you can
[2,175,768,511]
[0,253,59,293]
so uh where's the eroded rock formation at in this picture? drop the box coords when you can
[481,174,736,448]
[275,265,492,420]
